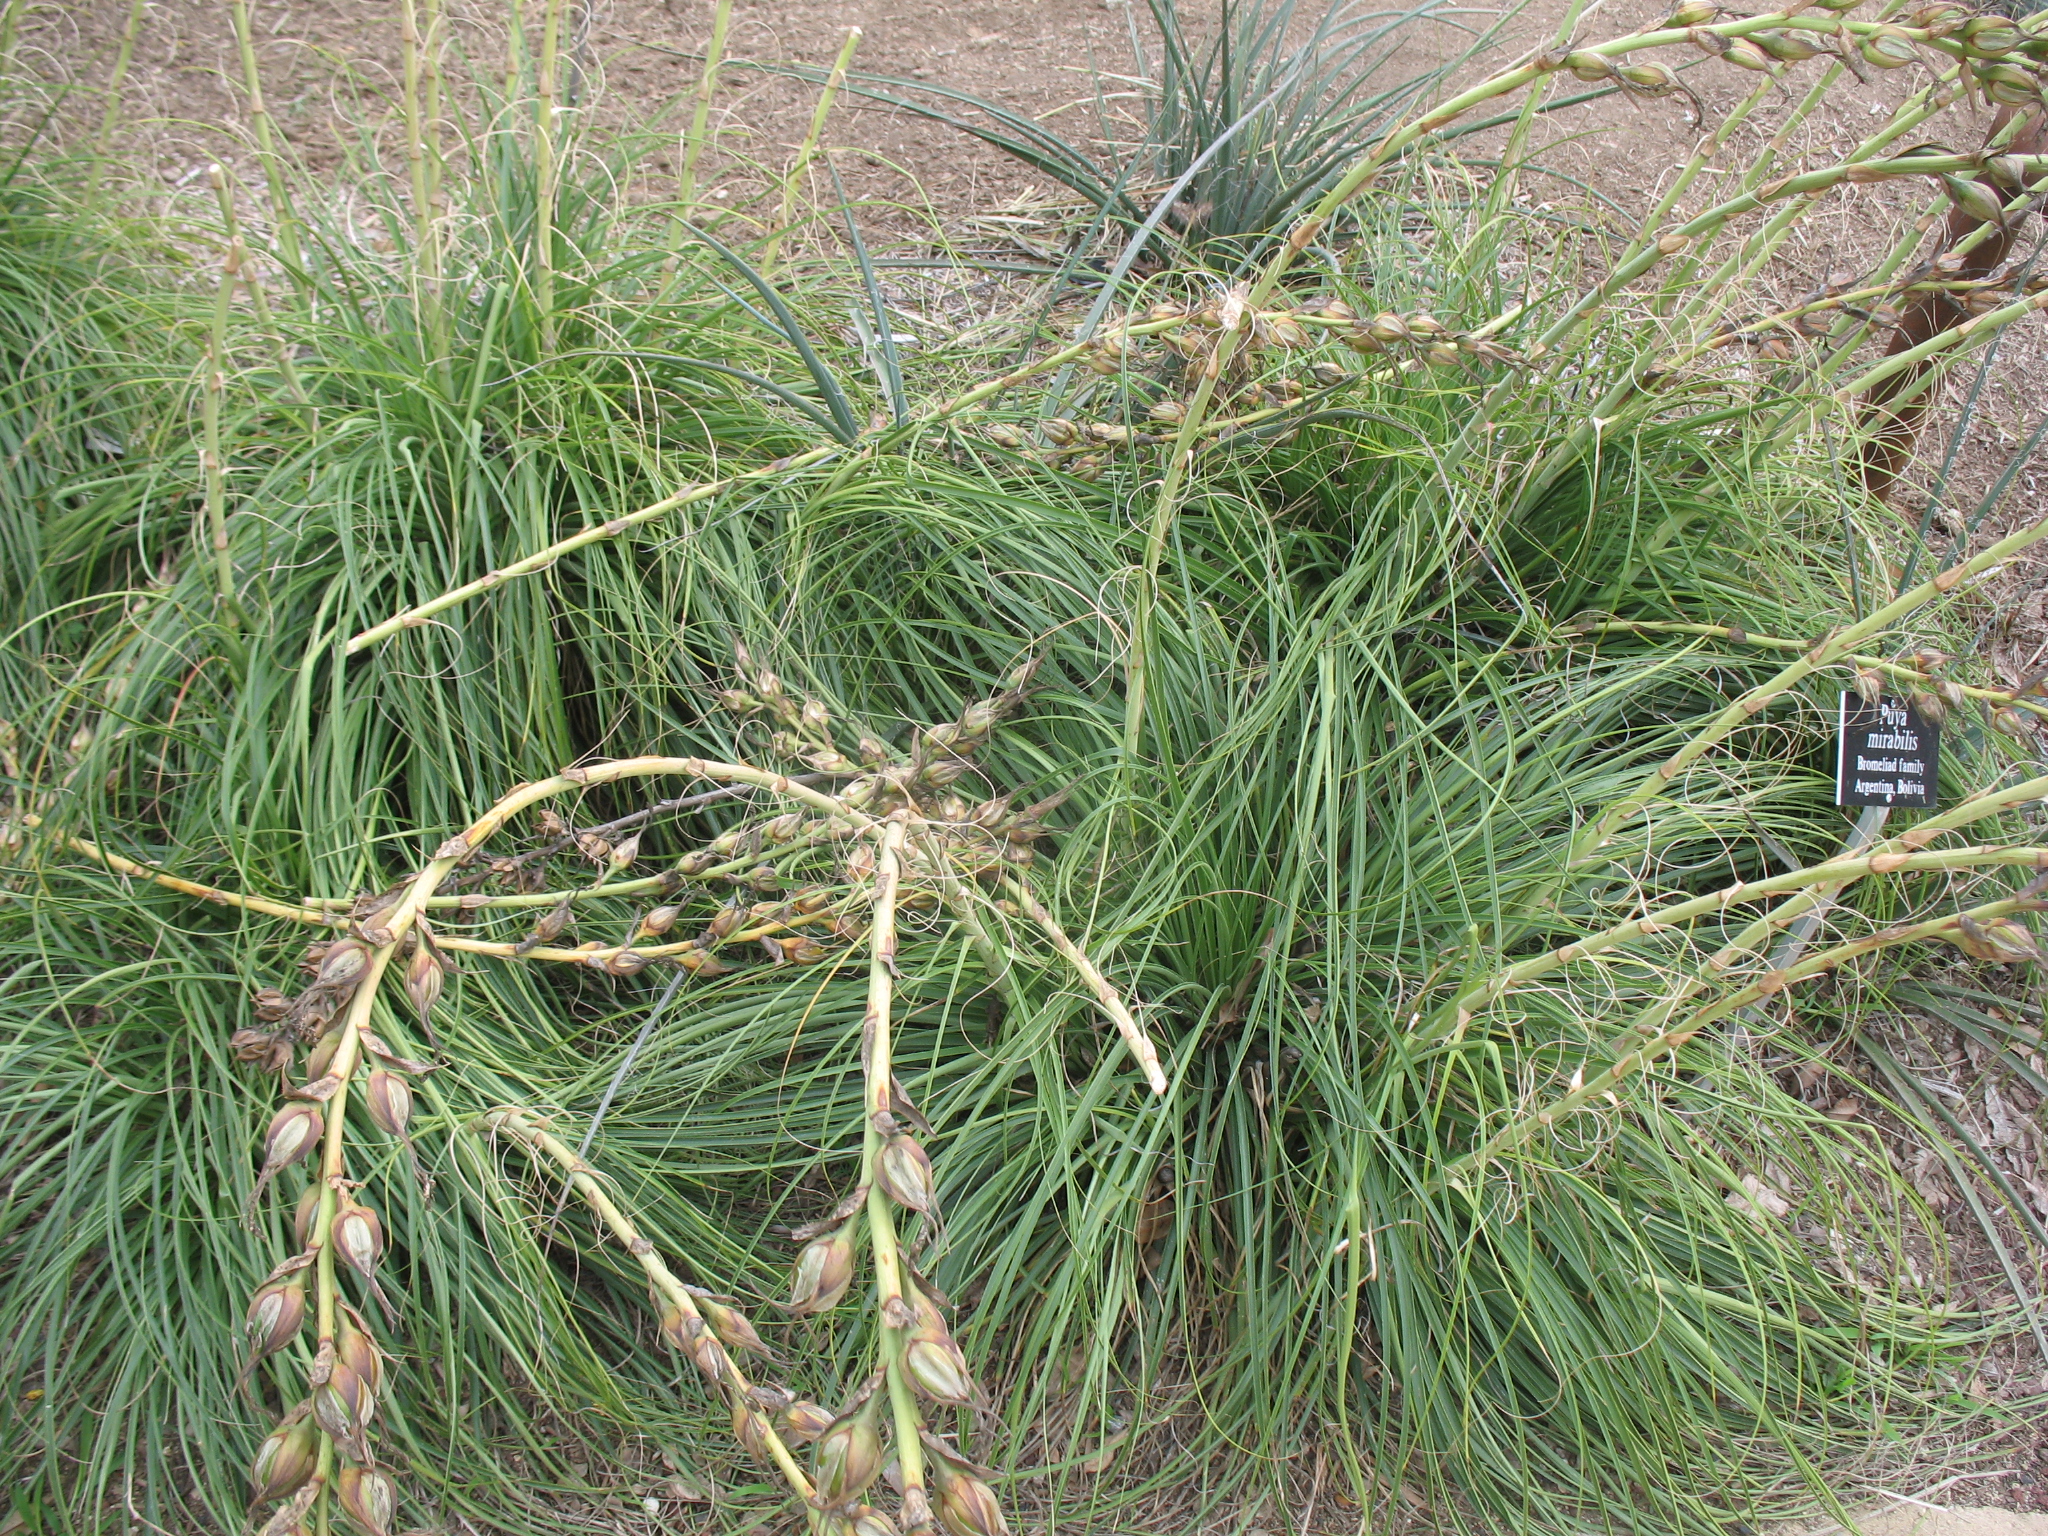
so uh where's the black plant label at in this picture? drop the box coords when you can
[1835,694,1939,808]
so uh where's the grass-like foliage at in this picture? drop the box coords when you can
[5,3,2048,1534]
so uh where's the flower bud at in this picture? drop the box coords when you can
[905,1337,977,1406]
[783,1400,837,1442]
[245,1276,307,1363]
[333,1198,385,1283]
[249,1404,318,1503]
[813,1409,885,1508]
[337,1465,396,1536]
[364,1068,413,1138]
[788,1227,856,1314]
[877,1134,936,1214]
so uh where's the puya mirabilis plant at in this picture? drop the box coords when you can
[142,657,1158,1536]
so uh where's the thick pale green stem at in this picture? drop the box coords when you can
[858,816,928,1502]
[762,27,861,280]
[534,0,565,352]
[224,0,303,274]
[201,243,243,623]
[678,0,733,208]
[86,0,147,208]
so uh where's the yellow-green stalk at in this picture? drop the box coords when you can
[762,26,861,279]
[224,0,303,275]
[533,0,566,352]
[856,816,931,1512]
[678,0,733,208]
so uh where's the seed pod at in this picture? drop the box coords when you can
[1562,49,1614,80]
[251,1103,324,1204]
[733,1400,774,1463]
[1146,399,1186,425]
[1941,175,2008,228]
[1910,688,1948,725]
[364,1069,413,1138]
[311,1376,371,1463]
[336,1308,387,1396]
[1974,61,2039,105]
[814,1406,885,1508]
[1425,342,1462,366]
[314,939,371,993]
[403,940,445,1023]
[250,1404,319,1503]
[931,1464,1007,1536]
[1858,26,1917,66]
[876,1134,936,1214]
[782,1399,836,1442]
[664,1309,730,1383]
[252,986,292,1023]
[1992,707,2032,739]
[305,1027,345,1080]
[231,1028,275,1062]
[640,905,682,938]
[336,1465,396,1536]
[294,1183,323,1248]
[788,1227,857,1314]
[245,1276,307,1363]
[1266,316,1309,348]
[699,1296,776,1359]
[333,1198,386,1284]
[1960,16,2022,55]
[1368,312,1409,344]
[1618,61,1681,93]
[1854,668,1884,705]
[905,1336,977,1406]
[1309,361,1348,388]
[1665,0,1715,22]
[1042,417,1078,445]
[851,1507,902,1536]
[1719,37,1774,70]
[1751,28,1820,60]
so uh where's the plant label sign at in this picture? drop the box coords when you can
[1835,693,1939,808]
